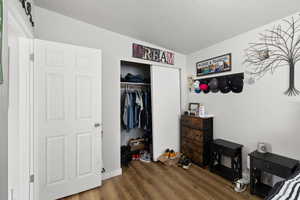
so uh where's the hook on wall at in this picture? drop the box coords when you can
[19,0,34,27]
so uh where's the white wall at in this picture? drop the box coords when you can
[187,13,300,170]
[34,7,187,175]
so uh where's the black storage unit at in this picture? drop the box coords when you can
[209,139,243,182]
[249,151,299,198]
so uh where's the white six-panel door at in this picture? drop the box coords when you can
[34,39,102,200]
[151,66,181,161]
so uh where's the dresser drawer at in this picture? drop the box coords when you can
[192,154,203,164]
[252,158,291,178]
[182,127,193,139]
[182,146,193,158]
[181,116,203,129]
[194,130,204,141]
[182,127,204,141]
[182,138,193,148]
[182,144,203,164]
[190,144,203,154]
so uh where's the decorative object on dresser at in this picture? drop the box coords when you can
[180,115,213,167]
[188,103,200,116]
[249,150,299,198]
[209,139,243,182]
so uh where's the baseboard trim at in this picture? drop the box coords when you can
[102,168,122,180]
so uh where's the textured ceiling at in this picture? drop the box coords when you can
[35,0,300,54]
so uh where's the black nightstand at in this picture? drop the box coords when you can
[249,151,299,198]
[209,139,243,182]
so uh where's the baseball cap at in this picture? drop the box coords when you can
[200,81,210,93]
[230,76,244,93]
[208,78,219,93]
[219,78,231,93]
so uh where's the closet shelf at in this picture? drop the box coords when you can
[121,82,151,86]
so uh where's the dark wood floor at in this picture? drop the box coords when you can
[60,161,261,200]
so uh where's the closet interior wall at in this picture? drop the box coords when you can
[120,61,152,147]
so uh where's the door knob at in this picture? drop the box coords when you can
[94,123,101,128]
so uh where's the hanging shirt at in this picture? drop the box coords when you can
[123,92,134,131]
[136,91,144,128]
[121,89,151,132]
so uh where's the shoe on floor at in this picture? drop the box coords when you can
[182,158,191,169]
[163,149,170,158]
[169,150,177,160]
[178,154,191,169]
[140,152,151,163]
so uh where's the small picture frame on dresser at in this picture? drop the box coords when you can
[188,103,200,115]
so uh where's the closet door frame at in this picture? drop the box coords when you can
[151,65,182,161]
[8,6,34,200]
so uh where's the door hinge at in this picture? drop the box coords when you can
[29,174,34,183]
[29,53,34,62]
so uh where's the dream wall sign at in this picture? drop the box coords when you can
[132,43,175,65]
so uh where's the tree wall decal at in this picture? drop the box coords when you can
[244,15,300,96]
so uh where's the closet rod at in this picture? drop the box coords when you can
[121,82,151,86]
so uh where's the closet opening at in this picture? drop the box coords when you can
[120,60,152,167]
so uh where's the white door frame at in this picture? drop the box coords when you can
[7,4,34,200]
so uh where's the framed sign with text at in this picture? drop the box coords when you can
[196,53,232,77]
[132,43,174,65]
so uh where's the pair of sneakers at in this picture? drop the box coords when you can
[132,154,140,160]
[163,149,177,159]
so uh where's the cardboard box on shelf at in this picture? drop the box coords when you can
[128,138,145,152]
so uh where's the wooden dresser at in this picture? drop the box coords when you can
[181,115,213,167]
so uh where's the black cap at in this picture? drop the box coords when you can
[219,78,231,93]
[208,78,219,93]
[230,76,244,93]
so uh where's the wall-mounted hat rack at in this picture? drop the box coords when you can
[192,72,245,94]
[194,72,244,82]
